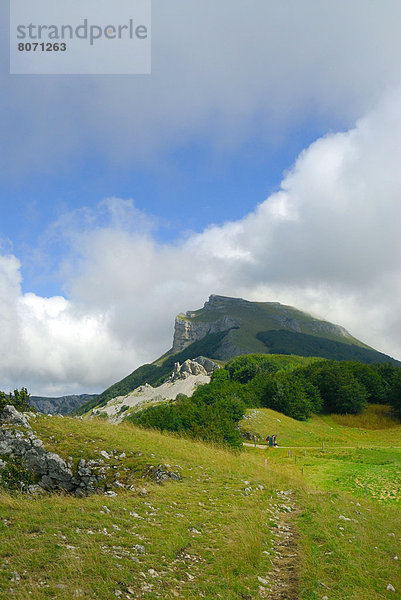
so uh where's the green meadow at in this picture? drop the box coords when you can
[0,406,400,599]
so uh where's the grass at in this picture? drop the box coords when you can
[241,405,401,447]
[0,415,286,600]
[1,411,401,599]
[242,404,401,502]
[331,404,399,430]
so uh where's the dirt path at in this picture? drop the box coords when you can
[258,490,301,600]
[243,443,401,449]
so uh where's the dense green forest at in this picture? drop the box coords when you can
[256,330,401,364]
[128,355,401,448]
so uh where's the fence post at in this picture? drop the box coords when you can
[365,483,369,502]
[322,442,325,452]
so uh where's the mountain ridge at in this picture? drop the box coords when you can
[76,295,400,416]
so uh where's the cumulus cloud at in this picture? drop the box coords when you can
[0,254,140,395]
[2,92,401,395]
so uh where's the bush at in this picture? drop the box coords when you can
[0,455,36,491]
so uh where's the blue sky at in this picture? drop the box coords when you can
[1,0,401,395]
[0,123,325,297]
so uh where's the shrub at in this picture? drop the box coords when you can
[0,388,31,413]
[0,455,36,491]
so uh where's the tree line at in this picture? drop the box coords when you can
[129,355,401,448]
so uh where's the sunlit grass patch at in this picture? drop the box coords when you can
[331,404,400,430]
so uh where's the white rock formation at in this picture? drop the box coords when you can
[93,357,219,422]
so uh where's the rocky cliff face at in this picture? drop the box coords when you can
[172,313,238,353]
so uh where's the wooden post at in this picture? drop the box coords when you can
[302,467,304,475]
[295,456,297,464]
[254,436,256,448]
[322,442,325,452]
[304,450,306,457]
[365,483,369,502]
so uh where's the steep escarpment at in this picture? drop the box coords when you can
[172,313,238,353]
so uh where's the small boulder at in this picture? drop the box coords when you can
[1,405,31,429]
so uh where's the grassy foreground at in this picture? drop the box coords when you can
[0,412,400,599]
[0,415,290,600]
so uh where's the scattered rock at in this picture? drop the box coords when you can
[147,464,181,484]
[387,584,396,592]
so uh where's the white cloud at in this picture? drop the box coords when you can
[0,255,140,395]
[1,92,401,395]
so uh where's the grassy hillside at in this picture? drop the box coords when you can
[187,295,370,348]
[189,295,364,341]
[241,404,401,447]
[0,415,294,600]
[1,413,400,599]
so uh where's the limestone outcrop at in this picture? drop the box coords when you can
[92,357,220,421]
[0,405,104,494]
[172,313,238,353]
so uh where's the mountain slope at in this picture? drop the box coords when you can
[77,295,399,415]
[174,295,370,355]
